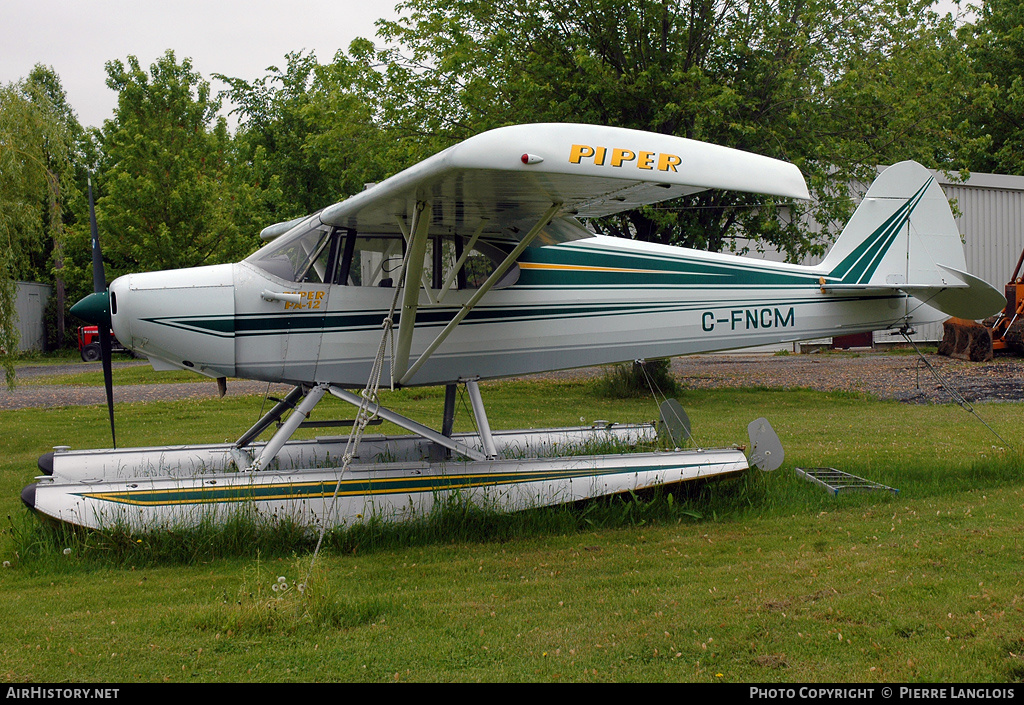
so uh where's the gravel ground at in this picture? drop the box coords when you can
[667,352,1024,404]
[3,351,1022,411]
[0,361,293,411]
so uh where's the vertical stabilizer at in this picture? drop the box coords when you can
[820,161,967,287]
[819,161,1004,320]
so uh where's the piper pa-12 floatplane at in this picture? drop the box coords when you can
[21,123,1005,531]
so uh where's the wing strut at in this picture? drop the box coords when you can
[398,202,562,386]
[393,202,432,380]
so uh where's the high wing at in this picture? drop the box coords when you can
[313,123,810,241]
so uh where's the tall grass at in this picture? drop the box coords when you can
[187,554,392,637]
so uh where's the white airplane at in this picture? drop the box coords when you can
[22,123,1005,531]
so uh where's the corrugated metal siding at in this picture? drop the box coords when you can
[942,176,1024,287]
[925,172,1024,342]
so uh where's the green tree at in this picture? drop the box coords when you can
[217,51,326,228]
[97,50,250,276]
[960,0,1024,174]
[23,65,100,350]
[0,69,77,383]
[356,0,975,259]
[217,49,389,233]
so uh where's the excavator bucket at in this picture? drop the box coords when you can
[938,317,995,362]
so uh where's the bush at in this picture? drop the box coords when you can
[596,358,680,398]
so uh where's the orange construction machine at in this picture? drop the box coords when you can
[939,248,1024,361]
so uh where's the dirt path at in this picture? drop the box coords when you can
[2,352,1022,411]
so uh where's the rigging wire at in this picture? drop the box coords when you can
[304,237,415,583]
[900,331,1014,451]
[634,358,698,448]
[256,381,273,424]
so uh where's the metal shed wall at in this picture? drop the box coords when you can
[919,171,1024,342]
[14,281,52,352]
[941,170,1024,289]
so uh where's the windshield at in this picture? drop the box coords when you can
[246,217,336,283]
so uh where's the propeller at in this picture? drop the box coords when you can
[69,176,116,448]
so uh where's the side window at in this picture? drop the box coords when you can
[461,243,502,289]
[458,239,518,290]
[272,229,519,291]
[333,232,512,291]
[337,235,405,287]
[420,236,516,291]
[419,237,514,291]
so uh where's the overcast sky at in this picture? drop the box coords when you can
[2,0,969,131]
[0,0,398,129]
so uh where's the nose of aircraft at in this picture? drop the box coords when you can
[105,264,237,378]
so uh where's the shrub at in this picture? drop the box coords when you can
[596,358,679,398]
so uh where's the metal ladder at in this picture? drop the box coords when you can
[796,467,899,496]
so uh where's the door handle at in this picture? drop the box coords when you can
[261,290,303,304]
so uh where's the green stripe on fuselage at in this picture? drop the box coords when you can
[516,246,818,288]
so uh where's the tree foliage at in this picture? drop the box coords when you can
[96,50,250,276]
[0,68,77,382]
[358,0,976,259]
[216,49,390,236]
[961,0,1024,174]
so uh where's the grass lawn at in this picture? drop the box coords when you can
[0,374,1021,683]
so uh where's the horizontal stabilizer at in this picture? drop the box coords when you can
[819,265,1005,320]
[903,265,1006,320]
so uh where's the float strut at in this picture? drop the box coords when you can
[234,385,305,450]
[441,383,457,438]
[248,383,329,472]
[466,379,497,459]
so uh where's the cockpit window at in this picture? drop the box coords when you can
[340,235,405,287]
[247,218,517,290]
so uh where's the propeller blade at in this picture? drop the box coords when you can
[86,177,116,447]
[98,326,115,448]
[89,177,104,294]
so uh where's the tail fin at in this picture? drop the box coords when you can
[819,161,1004,320]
